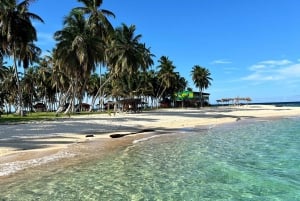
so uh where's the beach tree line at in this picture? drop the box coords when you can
[0,0,212,115]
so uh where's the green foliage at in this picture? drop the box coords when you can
[175,91,194,101]
[0,111,106,123]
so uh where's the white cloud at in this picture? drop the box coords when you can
[248,59,293,71]
[242,59,300,82]
[36,32,55,47]
[249,64,266,71]
[211,59,232,64]
[242,73,282,81]
[278,63,300,76]
[259,59,292,66]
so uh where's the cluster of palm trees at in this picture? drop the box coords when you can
[0,0,213,116]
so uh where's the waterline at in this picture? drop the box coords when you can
[1,118,300,200]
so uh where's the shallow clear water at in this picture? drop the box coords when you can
[1,118,300,200]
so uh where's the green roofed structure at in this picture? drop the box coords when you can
[175,91,210,107]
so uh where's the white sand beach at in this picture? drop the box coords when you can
[1,105,300,178]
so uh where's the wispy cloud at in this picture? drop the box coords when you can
[278,63,300,76]
[211,59,232,64]
[36,32,55,47]
[242,59,300,82]
[249,59,292,71]
[259,59,292,66]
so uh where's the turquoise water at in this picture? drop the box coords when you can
[1,118,300,200]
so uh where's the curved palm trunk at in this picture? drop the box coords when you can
[89,74,114,112]
[55,85,72,114]
[64,98,73,114]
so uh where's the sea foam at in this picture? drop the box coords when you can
[0,151,76,177]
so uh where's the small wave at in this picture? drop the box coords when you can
[0,151,76,177]
[208,124,217,129]
[132,135,161,144]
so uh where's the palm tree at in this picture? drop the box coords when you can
[191,65,212,107]
[1,66,18,113]
[86,73,100,109]
[74,0,115,38]
[0,0,44,115]
[22,66,37,111]
[74,0,115,111]
[0,63,8,111]
[54,9,103,113]
[156,56,177,104]
[88,24,154,110]
[107,24,153,77]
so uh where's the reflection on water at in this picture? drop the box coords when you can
[1,118,300,200]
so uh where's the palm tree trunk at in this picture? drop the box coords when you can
[13,46,23,116]
[89,74,114,112]
[64,98,73,115]
[78,78,88,112]
[71,78,76,113]
[55,85,72,114]
[199,88,203,108]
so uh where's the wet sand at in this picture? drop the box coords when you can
[1,105,300,179]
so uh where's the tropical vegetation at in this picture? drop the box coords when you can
[191,65,213,107]
[0,0,213,116]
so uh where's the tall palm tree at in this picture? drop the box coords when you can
[74,0,115,111]
[1,66,18,113]
[88,24,154,110]
[54,9,103,113]
[74,0,115,38]
[0,63,9,111]
[156,56,177,103]
[107,24,153,77]
[105,23,154,103]
[22,66,37,111]
[191,65,212,107]
[0,0,44,115]
[86,73,100,106]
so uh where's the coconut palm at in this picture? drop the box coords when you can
[0,0,44,115]
[0,63,9,111]
[86,73,100,107]
[54,9,105,113]
[22,66,37,111]
[107,24,153,77]
[191,65,212,107]
[108,24,154,103]
[88,23,154,110]
[74,0,115,38]
[156,56,177,102]
[1,66,18,113]
[73,0,115,111]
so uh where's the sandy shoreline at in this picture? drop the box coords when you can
[1,105,300,178]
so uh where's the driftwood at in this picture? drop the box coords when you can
[110,129,155,138]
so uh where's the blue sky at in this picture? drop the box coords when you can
[30,0,300,103]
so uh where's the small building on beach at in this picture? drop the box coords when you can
[175,91,210,107]
[117,98,146,112]
[33,103,47,112]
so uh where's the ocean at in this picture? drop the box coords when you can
[0,117,300,200]
[252,101,300,107]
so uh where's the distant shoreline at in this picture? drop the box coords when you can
[211,101,300,107]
